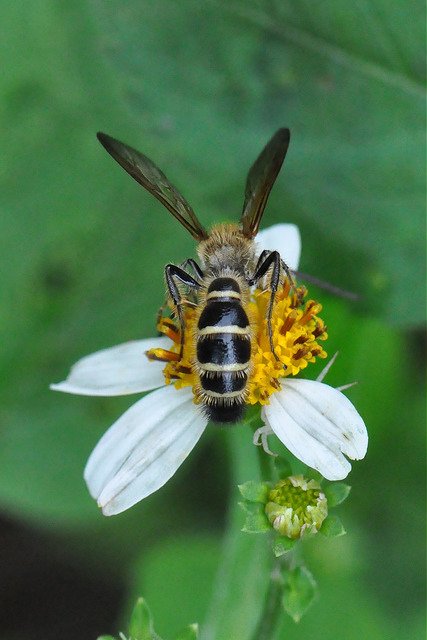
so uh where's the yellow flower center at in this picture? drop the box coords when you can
[146,280,327,406]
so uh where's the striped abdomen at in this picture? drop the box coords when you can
[196,277,251,424]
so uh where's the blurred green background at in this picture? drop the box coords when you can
[0,1,425,638]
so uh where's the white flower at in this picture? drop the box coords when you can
[51,224,367,516]
[260,379,367,480]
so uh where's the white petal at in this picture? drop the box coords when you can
[84,385,208,515]
[263,379,368,481]
[50,337,170,396]
[256,224,301,271]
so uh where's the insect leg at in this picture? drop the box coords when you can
[281,259,296,290]
[157,259,203,326]
[165,264,201,360]
[252,249,270,275]
[181,258,204,280]
[254,250,296,291]
[249,251,283,361]
[156,294,169,329]
[179,259,204,304]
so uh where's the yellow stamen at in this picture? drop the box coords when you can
[146,348,180,363]
[147,280,327,405]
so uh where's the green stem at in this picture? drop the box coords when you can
[202,426,272,640]
[251,430,286,640]
[250,559,284,640]
[202,420,287,640]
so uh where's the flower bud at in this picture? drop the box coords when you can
[265,475,328,539]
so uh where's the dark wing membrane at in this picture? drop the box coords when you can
[240,128,291,238]
[97,132,208,240]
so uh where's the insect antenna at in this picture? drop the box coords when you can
[293,271,360,301]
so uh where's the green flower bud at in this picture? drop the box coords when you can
[265,475,328,539]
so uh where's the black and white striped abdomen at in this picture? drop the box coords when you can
[196,277,251,424]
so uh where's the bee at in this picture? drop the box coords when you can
[97,129,292,424]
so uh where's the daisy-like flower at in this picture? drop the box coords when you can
[51,224,367,516]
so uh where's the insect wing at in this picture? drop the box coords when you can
[241,128,290,238]
[97,132,208,240]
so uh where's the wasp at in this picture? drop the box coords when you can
[97,129,293,423]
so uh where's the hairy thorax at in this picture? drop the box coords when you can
[197,223,257,277]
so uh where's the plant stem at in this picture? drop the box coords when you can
[202,426,272,640]
[250,559,283,640]
[251,430,285,639]
[203,421,285,640]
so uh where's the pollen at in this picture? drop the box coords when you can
[246,281,327,405]
[146,279,327,406]
[146,309,199,393]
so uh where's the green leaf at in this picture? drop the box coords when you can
[92,0,424,327]
[282,566,318,623]
[97,636,117,640]
[239,502,271,533]
[273,536,297,557]
[0,5,424,640]
[320,515,347,537]
[174,623,199,640]
[128,598,155,640]
[324,483,351,507]
[0,0,423,538]
[238,480,269,503]
[0,1,176,530]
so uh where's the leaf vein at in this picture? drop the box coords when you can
[225,4,425,99]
